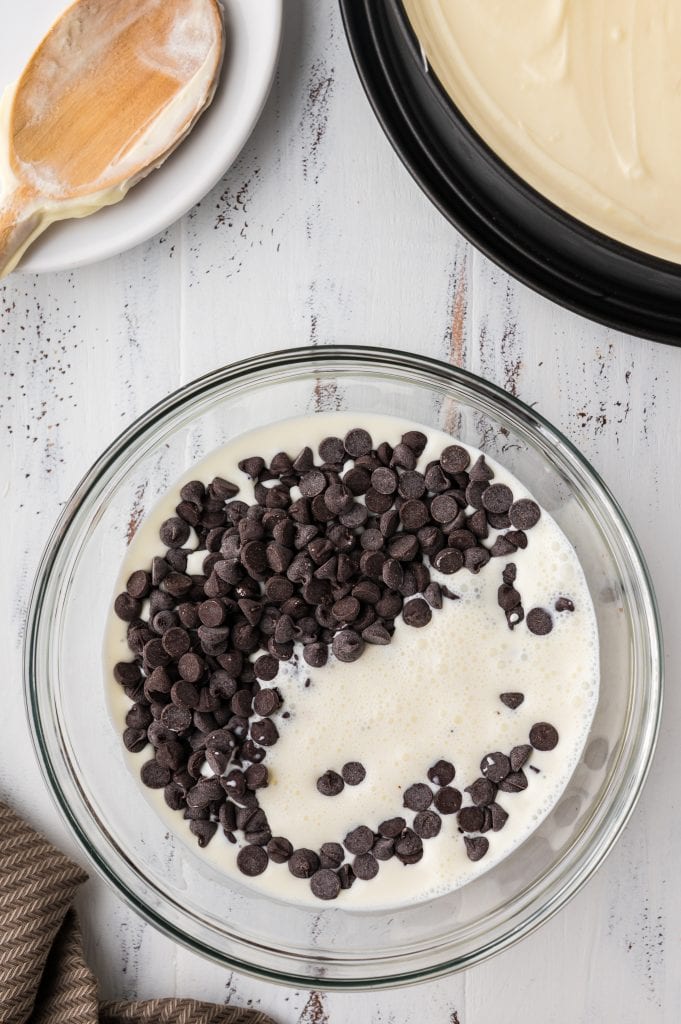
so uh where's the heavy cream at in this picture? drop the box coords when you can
[403,0,681,263]
[105,414,599,909]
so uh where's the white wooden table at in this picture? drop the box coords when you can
[1,2,678,1021]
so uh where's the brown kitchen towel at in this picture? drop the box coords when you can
[0,801,276,1024]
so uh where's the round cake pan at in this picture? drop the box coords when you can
[340,0,681,345]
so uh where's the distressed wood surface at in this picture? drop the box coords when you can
[1,2,679,1022]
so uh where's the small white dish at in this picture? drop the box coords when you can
[4,0,282,275]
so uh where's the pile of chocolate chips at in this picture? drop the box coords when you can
[113,428,550,899]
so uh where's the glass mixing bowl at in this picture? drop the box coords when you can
[25,346,662,988]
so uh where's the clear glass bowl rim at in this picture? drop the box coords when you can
[24,344,663,989]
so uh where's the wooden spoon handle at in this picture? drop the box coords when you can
[0,184,44,278]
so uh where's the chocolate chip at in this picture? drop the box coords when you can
[353,853,379,880]
[429,494,458,524]
[447,529,476,550]
[140,760,171,789]
[378,816,406,838]
[403,783,433,811]
[382,538,412,567]
[413,810,441,839]
[489,536,517,558]
[319,436,345,463]
[176,601,199,628]
[344,466,372,495]
[319,842,344,869]
[402,597,432,628]
[317,770,344,796]
[463,836,489,861]
[434,786,462,814]
[480,752,511,783]
[467,509,489,540]
[266,576,294,603]
[126,570,151,600]
[423,582,443,609]
[344,825,374,855]
[362,621,391,645]
[431,547,464,574]
[253,654,279,682]
[457,806,484,832]
[245,763,269,789]
[530,722,559,750]
[177,652,205,683]
[398,470,426,500]
[123,728,147,753]
[341,761,366,786]
[164,782,186,811]
[394,828,423,864]
[465,480,489,509]
[325,484,354,515]
[160,517,190,548]
[555,596,575,612]
[289,848,320,878]
[368,466,395,495]
[303,642,328,668]
[250,719,278,747]
[510,744,533,771]
[527,607,553,635]
[498,771,528,792]
[464,546,491,574]
[126,703,152,730]
[465,778,497,806]
[253,688,281,717]
[497,584,521,612]
[490,802,508,832]
[161,627,191,659]
[500,692,524,709]
[231,689,253,717]
[237,844,268,876]
[114,593,142,622]
[440,445,470,474]
[311,868,342,900]
[481,484,513,514]
[343,428,372,458]
[399,499,429,529]
[332,629,364,663]
[427,759,455,786]
[509,498,541,529]
[205,749,228,775]
[292,446,314,473]
[198,599,226,628]
[190,820,217,848]
[390,443,417,470]
[267,836,293,863]
[401,430,427,455]
[114,661,142,686]
[364,487,392,514]
[171,680,200,709]
[338,864,356,889]
[333,595,361,622]
[371,837,394,861]
[297,470,325,498]
[211,476,240,500]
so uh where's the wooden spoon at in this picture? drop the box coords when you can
[0,0,224,277]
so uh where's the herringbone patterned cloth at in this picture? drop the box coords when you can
[0,802,276,1024]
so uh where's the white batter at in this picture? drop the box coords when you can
[106,414,599,909]
[403,0,681,263]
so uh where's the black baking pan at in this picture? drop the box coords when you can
[340,0,681,344]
